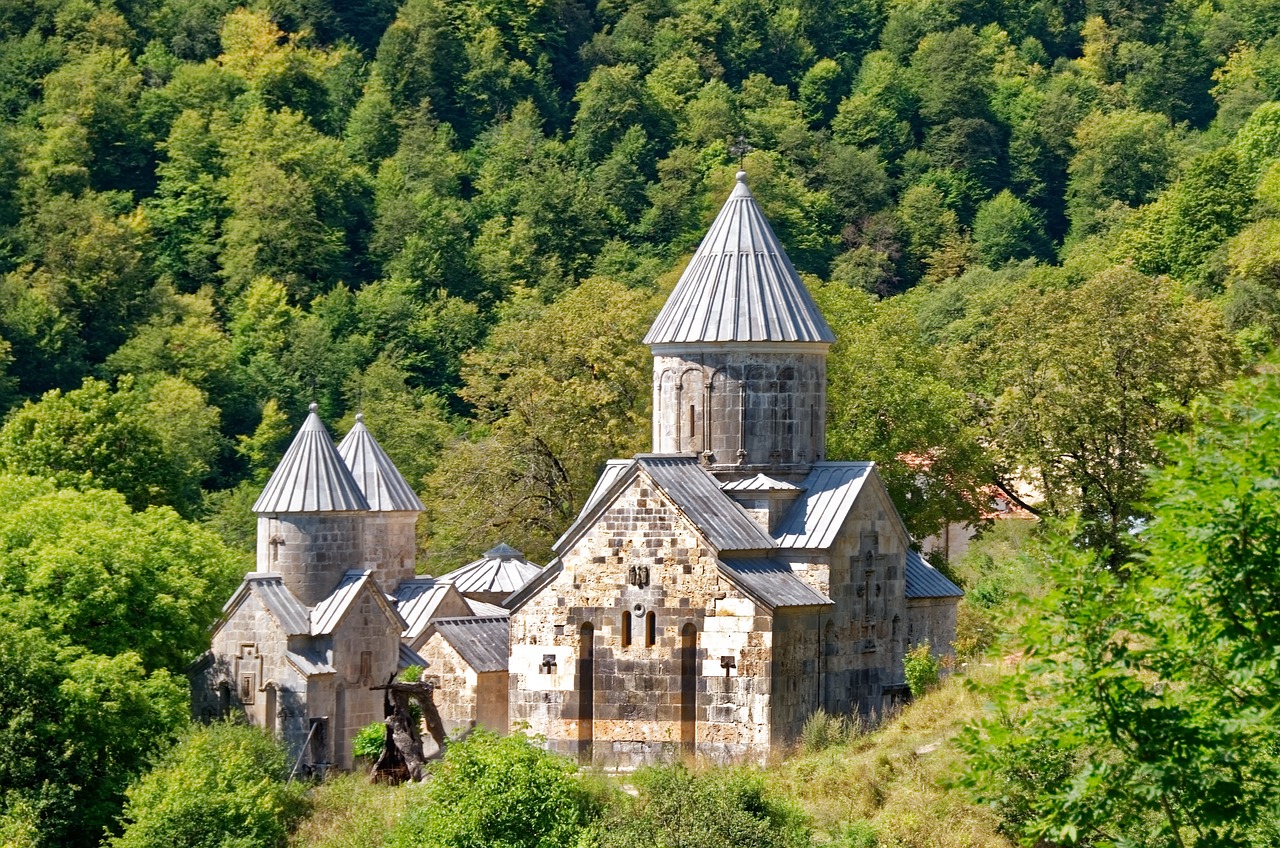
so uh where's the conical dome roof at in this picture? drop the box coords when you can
[337,414,425,512]
[253,404,370,513]
[644,171,835,347]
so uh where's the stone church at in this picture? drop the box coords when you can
[192,171,961,772]
[505,172,960,765]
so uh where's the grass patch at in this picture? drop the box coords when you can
[288,773,427,848]
[774,670,1013,848]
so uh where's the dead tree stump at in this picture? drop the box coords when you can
[369,676,449,784]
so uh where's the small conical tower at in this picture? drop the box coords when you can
[643,171,835,478]
[337,413,424,592]
[253,404,370,606]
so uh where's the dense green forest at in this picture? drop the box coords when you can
[2,0,1280,844]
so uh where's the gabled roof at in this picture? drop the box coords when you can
[394,577,472,642]
[253,404,370,514]
[336,414,424,512]
[905,550,964,599]
[442,543,543,598]
[220,574,310,636]
[311,570,406,636]
[720,473,803,492]
[773,462,877,549]
[643,172,835,347]
[637,457,775,551]
[580,459,634,515]
[432,617,510,673]
[554,456,774,558]
[719,558,832,609]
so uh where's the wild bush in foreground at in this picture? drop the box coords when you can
[591,764,811,848]
[903,643,940,698]
[386,730,598,848]
[111,721,306,848]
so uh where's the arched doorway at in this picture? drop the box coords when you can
[578,623,594,762]
[680,623,697,754]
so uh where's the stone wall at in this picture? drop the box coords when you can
[362,512,417,592]
[196,593,313,763]
[256,513,366,606]
[327,590,404,769]
[420,633,480,736]
[768,478,912,730]
[509,471,774,766]
[905,597,959,660]
[652,349,826,472]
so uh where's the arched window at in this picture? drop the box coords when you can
[645,611,657,647]
[621,611,632,648]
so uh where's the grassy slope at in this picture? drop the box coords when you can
[773,671,1012,847]
[289,672,1008,848]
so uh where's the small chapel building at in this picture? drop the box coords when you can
[193,171,961,772]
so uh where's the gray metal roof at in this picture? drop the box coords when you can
[399,642,428,671]
[466,600,510,618]
[287,646,335,676]
[442,543,543,597]
[905,550,964,599]
[637,456,775,552]
[311,570,405,635]
[720,473,803,492]
[433,617,510,673]
[773,462,875,549]
[393,577,470,641]
[239,574,310,635]
[253,404,370,514]
[337,414,425,512]
[719,558,832,608]
[643,172,835,347]
[581,459,634,515]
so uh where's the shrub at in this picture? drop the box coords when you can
[903,643,941,698]
[386,730,598,848]
[592,764,812,848]
[352,721,386,760]
[801,708,862,753]
[110,721,306,848]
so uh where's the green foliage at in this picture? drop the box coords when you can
[387,730,598,848]
[973,189,1051,266]
[0,474,244,669]
[592,763,812,848]
[902,643,940,698]
[0,620,188,848]
[352,722,386,760]
[425,277,660,567]
[110,721,307,848]
[984,265,1237,562]
[963,365,1280,844]
[0,376,219,515]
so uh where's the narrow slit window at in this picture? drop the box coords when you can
[622,611,632,648]
[645,611,657,647]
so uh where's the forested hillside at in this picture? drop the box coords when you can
[0,0,1276,567]
[3,0,1280,844]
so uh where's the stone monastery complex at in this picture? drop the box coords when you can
[192,172,963,771]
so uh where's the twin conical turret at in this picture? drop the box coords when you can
[646,172,833,476]
[254,406,422,602]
